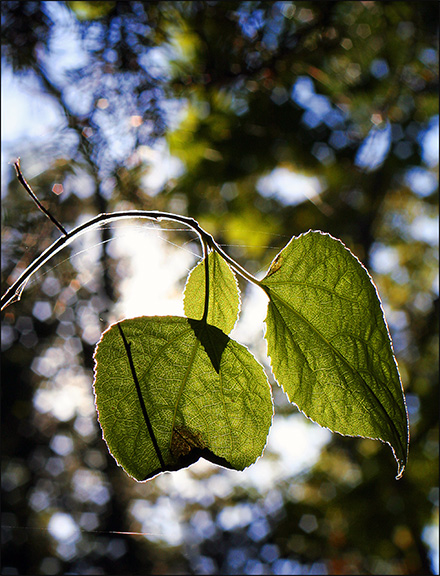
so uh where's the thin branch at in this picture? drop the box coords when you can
[1,208,262,312]
[205,236,262,288]
[3,159,263,311]
[3,162,262,310]
[14,159,68,236]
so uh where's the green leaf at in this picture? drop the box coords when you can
[260,231,409,478]
[184,250,240,334]
[93,316,273,481]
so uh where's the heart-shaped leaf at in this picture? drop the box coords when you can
[260,231,409,478]
[184,250,240,334]
[93,316,273,481]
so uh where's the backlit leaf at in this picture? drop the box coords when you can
[93,316,273,481]
[260,231,409,478]
[184,250,240,334]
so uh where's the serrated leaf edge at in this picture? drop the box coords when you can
[261,229,409,479]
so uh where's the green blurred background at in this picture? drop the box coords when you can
[1,2,438,574]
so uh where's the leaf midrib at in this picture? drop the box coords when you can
[268,288,405,457]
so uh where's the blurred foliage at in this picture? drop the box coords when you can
[1,1,438,575]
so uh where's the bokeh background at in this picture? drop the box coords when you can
[1,2,438,575]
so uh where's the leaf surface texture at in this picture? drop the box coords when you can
[184,250,240,334]
[93,316,273,481]
[260,231,409,477]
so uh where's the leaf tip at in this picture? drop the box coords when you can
[395,463,406,480]
[390,438,409,480]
